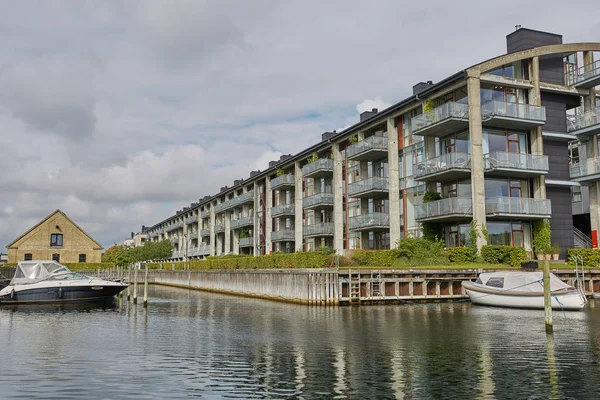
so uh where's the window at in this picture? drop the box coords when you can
[52,253,60,262]
[572,186,582,203]
[50,234,63,247]
[486,277,504,288]
[79,254,87,263]
[569,145,580,165]
[24,253,32,261]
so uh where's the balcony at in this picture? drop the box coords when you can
[415,197,473,222]
[567,110,600,137]
[165,221,183,232]
[271,174,295,190]
[171,249,185,259]
[230,191,254,208]
[231,216,253,229]
[214,224,224,234]
[271,229,295,242]
[348,177,389,199]
[201,210,209,219]
[201,229,210,237]
[272,204,295,217]
[484,151,549,178]
[346,136,388,161]
[411,102,469,137]
[414,152,471,183]
[303,222,335,238]
[481,101,546,130]
[188,232,198,240]
[565,60,600,88]
[170,237,179,244]
[349,212,390,232]
[239,237,254,248]
[214,202,227,214]
[485,197,551,219]
[197,245,210,256]
[570,158,600,183]
[302,159,333,178]
[303,192,334,209]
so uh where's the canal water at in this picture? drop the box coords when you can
[1,286,600,400]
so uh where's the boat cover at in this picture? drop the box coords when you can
[10,261,71,285]
[478,272,572,293]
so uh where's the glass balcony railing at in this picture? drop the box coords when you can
[197,245,210,256]
[348,177,389,198]
[481,101,546,127]
[415,197,473,221]
[303,222,335,237]
[271,229,295,242]
[411,102,469,136]
[565,60,600,87]
[165,221,183,232]
[214,191,255,213]
[272,204,296,217]
[414,152,471,181]
[271,174,295,189]
[302,159,333,177]
[188,232,198,240]
[485,197,551,218]
[200,229,210,237]
[349,212,390,231]
[346,136,388,160]
[201,210,209,219]
[567,110,600,136]
[303,192,334,209]
[484,151,549,174]
[570,158,600,180]
[171,249,185,259]
[230,216,253,229]
[185,215,197,225]
[214,224,224,234]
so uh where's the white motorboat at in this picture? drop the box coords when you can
[0,260,128,305]
[462,271,586,311]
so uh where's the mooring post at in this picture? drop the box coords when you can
[133,263,139,305]
[143,262,149,308]
[127,265,132,301]
[543,259,553,334]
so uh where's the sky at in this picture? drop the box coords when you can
[0,0,599,251]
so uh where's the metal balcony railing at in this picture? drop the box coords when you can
[188,232,198,240]
[346,136,388,160]
[349,212,390,231]
[302,158,333,177]
[197,245,210,256]
[415,197,473,221]
[565,60,600,87]
[185,215,197,225]
[414,152,471,180]
[567,110,600,135]
[165,221,183,232]
[230,216,253,229]
[271,229,295,242]
[200,229,210,237]
[484,151,549,173]
[570,158,600,180]
[214,224,224,234]
[239,237,253,247]
[201,210,209,219]
[303,192,334,208]
[411,102,469,135]
[271,174,295,189]
[303,222,334,237]
[230,191,254,208]
[272,204,296,217]
[481,101,546,124]
[485,197,551,218]
[348,177,389,198]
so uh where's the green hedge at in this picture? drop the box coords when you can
[1,262,116,270]
[350,250,399,266]
[566,248,600,268]
[481,246,527,267]
[446,247,477,263]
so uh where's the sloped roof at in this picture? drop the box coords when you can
[6,209,103,250]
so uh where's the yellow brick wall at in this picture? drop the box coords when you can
[7,213,102,263]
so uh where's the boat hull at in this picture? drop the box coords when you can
[0,283,128,305]
[463,283,585,311]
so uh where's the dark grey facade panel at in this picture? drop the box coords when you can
[506,28,562,54]
[547,186,574,257]
[544,139,570,181]
[541,93,568,132]
[539,56,566,85]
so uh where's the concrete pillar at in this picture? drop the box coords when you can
[232,227,239,255]
[209,203,216,256]
[387,118,401,247]
[182,220,188,261]
[295,162,303,251]
[583,52,597,112]
[253,182,259,256]
[265,176,272,254]
[333,143,344,253]
[224,209,231,255]
[530,56,546,199]
[467,73,488,251]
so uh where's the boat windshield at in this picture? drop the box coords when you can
[10,261,77,285]
[46,272,88,281]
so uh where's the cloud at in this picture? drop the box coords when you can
[356,98,393,114]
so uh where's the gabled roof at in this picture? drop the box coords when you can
[6,209,104,250]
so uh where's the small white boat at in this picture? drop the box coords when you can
[0,260,128,305]
[462,271,586,311]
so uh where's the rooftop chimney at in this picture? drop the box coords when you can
[250,170,260,177]
[268,161,278,168]
[279,154,292,162]
[321,131,335,141]
[359,108,378,122]
[234,179,242,186]
[220,186,228,192]
[412,81,434,96]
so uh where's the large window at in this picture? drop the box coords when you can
[50,234,63,247]
[24,253,32,261]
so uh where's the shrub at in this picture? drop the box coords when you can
[446,247,477,263]
[394,238,449,267]
[533,220,552,255]
[481,245,527,267]
[350,249,399,267]
[566,248,600,268]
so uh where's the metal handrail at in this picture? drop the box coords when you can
[349,212,390,230]
[302,158,334,176]
[414,152,470,178]
[481,101,546,122]
[415,197,473,220]
[570,157,600,179]
[271,174,295,188]
[348,177,389,197]
[566,109,600,133]
[303,192,334,208]
[303,222,335,237]
[484,151,549,172]
[565,59,600,86]
[346,135,387,158]
[485,196,551,216]
[411,102,469,133]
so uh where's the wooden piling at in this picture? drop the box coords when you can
[133,263,139,305]
[143,263,149,308]
[127,265,132,301]
[543,259,553,334]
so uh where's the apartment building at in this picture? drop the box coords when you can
[143,27,600,260]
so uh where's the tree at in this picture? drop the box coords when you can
[102,245,121,263]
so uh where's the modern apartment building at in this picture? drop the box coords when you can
[143,27,600,260]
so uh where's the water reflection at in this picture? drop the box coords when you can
[0,287,600,399]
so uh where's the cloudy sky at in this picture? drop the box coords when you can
[0,1,598,250]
